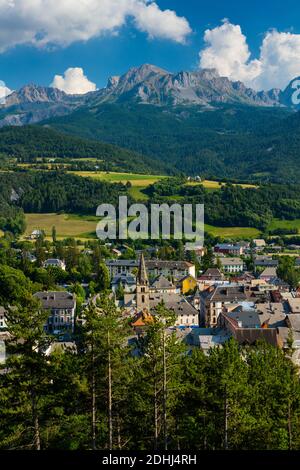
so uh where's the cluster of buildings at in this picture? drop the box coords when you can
[103,245,300,365]
[2,235,300,365]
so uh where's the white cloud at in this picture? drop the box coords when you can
[133,2,191,44]
[0,80,12,104]
[255,31,300,90]
[50,67,97,94]
[0,0,191,52]
[199,20,300,90]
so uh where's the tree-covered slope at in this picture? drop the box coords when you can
[44,102,300,183]
[0,125,170,174]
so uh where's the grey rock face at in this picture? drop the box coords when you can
[0,65,297,128]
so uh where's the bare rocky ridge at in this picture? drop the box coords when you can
[0,64,298,127]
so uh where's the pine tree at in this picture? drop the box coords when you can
[131,302,185,450]
[0,297,52,450]
[81,294,131,449]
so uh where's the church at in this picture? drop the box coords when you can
[129,254,200,329]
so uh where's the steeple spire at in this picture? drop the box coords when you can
[136,253,150,312]
[137,252,148,285]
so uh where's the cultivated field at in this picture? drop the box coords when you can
[188,180,258,190]
[24,213,261,241]
[204,224,260,239]
[25,213,98,240]
[68,171,166,187]
[268,218,300,234]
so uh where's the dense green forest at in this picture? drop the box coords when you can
[0,171,130,234]
[2,172,300,235]
[0,125,169,174]
[146,177,300,230]
[43,102,300,183]
[0,170,128,212]
[0,289,300,451]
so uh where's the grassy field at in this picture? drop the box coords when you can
[68,171,166,187]
[268,218,300,233]
[204,224,260,239]
[25,213,98,240]
[189,180,258,190]
[24,213,261,241]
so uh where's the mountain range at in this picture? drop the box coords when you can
[1,64,300,128]
[1,64,300,183]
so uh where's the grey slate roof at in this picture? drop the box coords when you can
[150,275,174,289]
[226,309,261,328]
[205,285,248,303]
[34,292,76,309]
[150,293,198,317]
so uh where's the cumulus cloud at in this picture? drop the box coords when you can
[255,31,300,90]
[0,80,13,104]
[199,20,300,90]
[50,68,97,95]
[133,2,191,44]
[0,0,191,52]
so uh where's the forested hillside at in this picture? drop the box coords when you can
[0,171,130,235]
[147,177,300,230]
[44,103,300,183]
[0,125,169,174]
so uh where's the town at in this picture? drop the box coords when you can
[2,228,300,450]
[2,234,300,361]
[2,0,300,458]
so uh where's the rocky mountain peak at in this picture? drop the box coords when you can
[3,84,69,107]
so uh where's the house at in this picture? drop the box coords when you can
[145,260,196,280]
[218,309,281,348]
[149,292,200,327]
[198,268,226,290]
[106,259,139,277]
[111,274,136,294]
[214,243,245,256]
[106,258,195,281]
[30,229,43,240]
[34,291,76,335]
[150,275,177,294]
[253,239,266,248]
[43,258,66,271]
[200,285,248,327]
[199,268,224,282]
[254,256,278,269]
[232,272,255,284]
[0,307,7,330]
[184,244,206,258]
[178,275,198,294]
[255,302,287,328]
[259,267,278,282]
[219,257,244,274]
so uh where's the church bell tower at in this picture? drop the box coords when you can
[136,253,150,312]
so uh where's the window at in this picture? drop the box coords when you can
[142,295,145,303]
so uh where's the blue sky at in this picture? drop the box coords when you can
[1,0,300,92]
